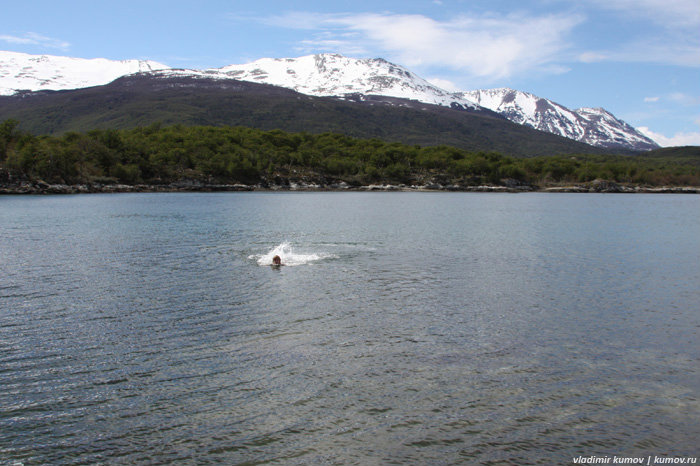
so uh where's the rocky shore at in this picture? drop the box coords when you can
[1,178,698,195]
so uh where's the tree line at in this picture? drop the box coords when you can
[1,119,698,187]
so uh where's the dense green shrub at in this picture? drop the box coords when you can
[1,120,698,187]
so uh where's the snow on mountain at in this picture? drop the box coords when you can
[204,54,479,110]
[575,107,659,150]
[0,50,169,96]
[461,88,659,151]
[0,50,659,150]
[205,57,657,150]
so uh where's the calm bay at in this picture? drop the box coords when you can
[1,192,698,464]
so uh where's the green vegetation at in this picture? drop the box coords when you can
[1,120,699,188]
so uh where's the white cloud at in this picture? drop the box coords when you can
[0,32,70,50]
[640,92,700,106]
[669,92,700,105]
[296,39,368,56]
[638,126,700,147]
[579,39,700,67]
[427,77,460,92]
[576,0,700,67]
[579,51,609,63]
[294,30,369,55]
[584,0,700,29]
[265,12,583,81]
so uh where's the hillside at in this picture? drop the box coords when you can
[0,73,610,158]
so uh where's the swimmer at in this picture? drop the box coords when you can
[272,255,282,266]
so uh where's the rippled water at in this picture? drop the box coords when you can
[1,192,699,464]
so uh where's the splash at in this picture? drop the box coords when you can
[249,242,336,267]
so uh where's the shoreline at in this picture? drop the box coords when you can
[1,180,698,195]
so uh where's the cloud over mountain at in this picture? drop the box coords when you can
[262,11,583,81]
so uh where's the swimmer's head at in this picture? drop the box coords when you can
[272,255,282,265]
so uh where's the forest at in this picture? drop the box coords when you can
[1,119,699,188]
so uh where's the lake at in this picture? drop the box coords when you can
[1,192,698,464]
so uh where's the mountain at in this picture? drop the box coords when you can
[461,88,659,151]
[0,50,656,151]
[0,51,477,110]
[575,107,658,150]
[199,56,656,151]
[206,54,478,110]
[0,73,608,157]
[0,50,168,96]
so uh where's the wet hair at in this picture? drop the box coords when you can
[272,255,281,265]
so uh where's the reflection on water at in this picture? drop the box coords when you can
[0,192,698,464]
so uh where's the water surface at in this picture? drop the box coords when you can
[1,192,698,464]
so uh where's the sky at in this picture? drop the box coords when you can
[1,0,699,146]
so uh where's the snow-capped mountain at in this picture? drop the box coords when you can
[0,50,659,150]
[0,50,477,109]
[461,88,659,151]
[0,50,169,96]
[203,54,479,110]
[575,107,659,150]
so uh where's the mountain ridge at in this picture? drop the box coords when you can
[0,50,168,95]
[0,50,657,151]
[207,54,479,111]
[461,88,658,151]
[0,72,611,157]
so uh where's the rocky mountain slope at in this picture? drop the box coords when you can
[461,88,658,151]
[207,54,479,110]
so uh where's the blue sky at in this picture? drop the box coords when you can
[1,0,699,146]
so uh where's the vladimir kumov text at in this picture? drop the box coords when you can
[573,456,697,465]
